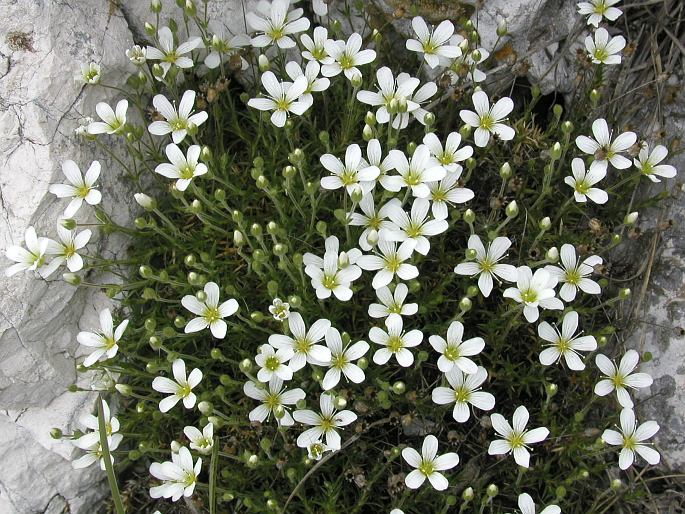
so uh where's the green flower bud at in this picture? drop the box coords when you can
[423,112,435,126]
[150,0,162,13]
[251,311,264,322]
[151,62,164,77]
[496,20,508,36]
[258,54,270,72]
[350,74,363,88]
[459,124,472,139]
[63,272,81,286]
[190,199,202,213]
[610,478,622,490]
[184,0,196,16]
[316,221,327,237]
[115,384,132,396]
[462,486,474,501]
[211,348,224,360]
[406,141,417,156]
[233,230,245,246]
[551,141,562,159]
[546,246,559,263]
[562,120,574,134]
[362,124,374,141]
[60,218,77,230]
[246,454,259,468]
[391,381,406,394]
[546,383,558,397]
[333,396,347,409]
[288,295,302,308]
[499,162,512,179]
[145,22,157,36]
[553,104,563,119]
[357,357,368,370]
[198,401,213,415]
[173,316,185,328]
[624,211,639,225]
[590,88,600,104]
[256,175,269,189]
[466,285,479,297]
[139,265,153,278]
[239,358,253,373]
[273,404,286,419]
[319,130,330,145]
[459,297,472,312]
[486,484,499,497]
[134,217,147,229]
[250,223,263,237]
[505,200,519,218]
[50,428,63,439]
[471,49,482,62]
[555,486,567,499]
[149,336,162,350]
[463,209,476,224]
[619,288,631,300]
[364,111,376,125]
[539,217,551,230]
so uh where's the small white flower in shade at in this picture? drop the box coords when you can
[459,91,515,147]
[368,283,418,325]
[503,267,564,323]
[356,67,420,126]
[148,90,208,144]
[46,226,91,272]
[247,0,310,49]
[585,27,625,65]
[71,431,123,470]
[357,239,419,289]
[402,435,459,490]
[152,359,203,413]
[307,439,334,460]
[634,144,677,182]
[454,235,518,297]
[269,297,291,321]
[155,143,208,191]
[594,349,653,408]
[181,281,238,339]
[49,160,102,218]
[303,236,362,301]
[349,194,397,251]
[516,493,561,514]
[204,28,250,70]
[406,17,461,68]
[294,393,357,450]
[601,408,660,470]
[76,308,129,367]
[75,62,101,84]
[300,26,334,64]
[255,344,295,382]
[149,446,202,501]
[429,320,485,374]
[87,99,128,135]
[545,244,602,302]
[243,377,305,426]
[576,118,636,169]
[322,32,377,81]
[126,45,147,65]
[565,158,608,204]
[146,26,202,77]
[381,198,449,255]
[578,0,622,27]
[285,60,330,105]
[320,143,380,197]
[382,145,446,198]
[248,71,310,127]
[432,366,495,422]
[4,226,53,278]
[423,132,474,173]
[445,35,490,84]
[321,327,369,390]
[427,169,473,220]
[398,77,438,128]
[370,315,423,367]
[538,311,597,370]
[268,312,331,371]
[184,423,214,454]
[488,406,549,468]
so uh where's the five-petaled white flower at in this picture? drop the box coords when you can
[459,90,515,147]
[454,235,518,297]
[75,62,101,84]
[146,26,202,77]
[402,435,459,490]
[432,366,495,423]
[576,118,636,169]
[405,17,461,68]
[149,90,208,144]
[50,160,102,218]
[300,26,334,64]
[321,327,369,390]
[382,198,448,256]
[322,33,377,81]
[87,100,128,135]
[585,27,625,65]
[427,167,474,218]
[285,60,330,106]
[204,28,251,70]
[429,320,485,374]
[565,158,608,204]
[181,281,238,338]
[152,359,203,413]
[269,297,291,321]
[243,377,305,426]
[368,283,418,324]
[398,77,438,128]
[247,0,310,49]
[515,493,561,514]
[503,267,564,323]
[256,344,295,383]
[538,311,597,371]
[578,0,623,27]
[320,143,380,197]
[634,144,677,182]
[306,439,334,461]
[184,422,214,454]
[248,71,310,127]
[601,408,660,470]
[46,226,91,272]
[349,194,397,251]
[4,226,53,278]
[71,430,123,470]
[370,315,423,367]
[423,132,474,174]
[594,349,653,408]
[76,399,120,446]
[269,312,331,371]
[356,67,420,126]
[488,405,549,468]
[303,236,363,300]
[357,239,419,289]
[545,243,602,302]
[77,308,129,367]
[155,143,208,191]
[149,446,202,502]
[294,393,357,450]
[126,45,147,65]
[383,145,446,198]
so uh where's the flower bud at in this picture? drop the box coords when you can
[233,230,245,246]
[391,381,406,394]
[139,265,153,278]
[333,396,347,409]
[459,124,472,139]
[362,124,374,141]
[145,22,157,37]
[619,288,631,300]
[63,272,81,286]
[546,246,559,263]
[505,200,519,218]
[499,162,512,179]
[150,0,162,13]
[198,401,213,415]
[496,20,508,36]
[258,54,270,72]
[246,454,259,468]
[364,111,376,125]
[539,217,551,230]
[184,0,196,16]
[50,428,63,439]
[590,88,600,104]
[319,130,330,145]
[553,104,563,119]
[357,357,368,370]
[486,484,499,497]
[366,229,379,246]
[239,358,253,373]
[388,98,398,114]
[624,211,639,225]
[423,112,436,126]
[288,295,302,308]
[610,478,623,490]
[190,199,202,213]
[350,74,363,88]
[458,39,470,53]
[134,192,156,210]
[463,209,476,224]
[149,336,162,350]
[546,383,558,397]
[273,404,286,419]
[60,218,77,230]
[256,175,269,189]
[459,297,472,312]
[561,120,574,134]
[152,63,165,78]
[471,49,482,62]
[551,142,562,159]
[350,188,364,203]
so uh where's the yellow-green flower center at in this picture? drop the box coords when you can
[479,114,495,131]
[322,274,338,290]
[170,118,187,131]
[556,338,571,354]
[339,54,354,70]
[180,165,196,179]
[341,170,358,186]
[418,460,435,476]
[178,383,192,398]
[521,289,538,303]
[386,255,401,273]
[611,373,626,388]
[77,185,91,198]
[565,269,581,285]
[405,170,422,186]
[265,392,281,409]
[508,432,525,449]
[622,434,637,451]
[593,48,609,62]
[204,307,220,323]
[387,335,404,353]
[332,354,348,369]
[319,416,334,432]
[265,355,281,371]
[295,338,312,354]
[454,386,471,403]
[406,222,423,238]
[444,345,461,361]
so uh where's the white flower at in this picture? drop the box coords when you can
[300,26,334,64]
[382,145,446,198]
[155,143,208,191]
[294,393,357,450]
[459,91,515,147]
[243,377,305,426]
[423,132,473,174]
[381,198,449,255]
[370,315,423,367]
[184,423,214,454]
[312,0,328,16]
[306,439,334,460]
[634,144,677,182]
[285,60,330,105]
[398,77,438,128]
[601,408,660,469]
[576,118,636,169]
[538,311,597,370]
[149,446,201,501]
[368,283,418,325]
[49,160,102,218]
[87,99,128,135]
[152,359,203,412]
[269,312,331,371]
[432,366,495,422]
[565,158,608,204]
[365,138,394,176]
[357,239,418,289]
[349,194,397,251]
[402,435,459,490]
[255,344,295,382]
[248,71,310,127]
[322,33,376,81]
[503,267,564,323]
[269,297,291,321]
[585,27,625,65]
[594,350,653,408]
[578,0,622,27]
[545,244,602,302]
[46,226,91,272]
[303,236,362,300]
[78,399,120,442]
[149,90,208,144]
[204,29,250,70]
[72,431,123,470]
[126,45,147,65]
[488,406,549,467]
[429,320,484,374]
[321,327,369,390]
[77,308,128,367]
[356,67,420,127]
[454,235,518,297]
[516,493,561,514]
[247,0,310,49]
[4,226,53,278]
[181,282,238,338]
[75,62,101,84]
[146,26,201,77]
[405,17,461,68]
[320,143,380,196]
